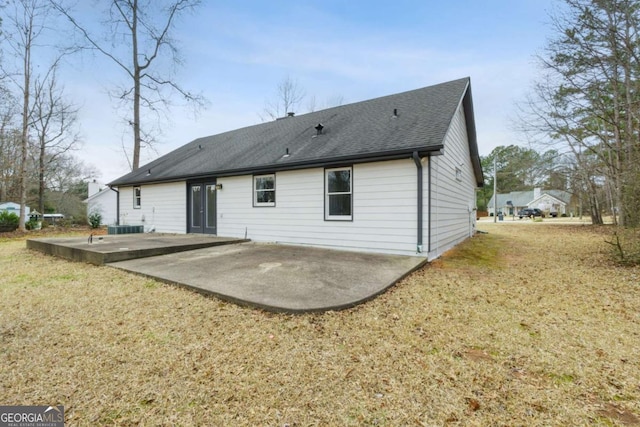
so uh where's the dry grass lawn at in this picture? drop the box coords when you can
[1,224,639,426]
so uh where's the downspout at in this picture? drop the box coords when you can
[109,186,120,226]
[428,155,432,254]
[412,152,423,253]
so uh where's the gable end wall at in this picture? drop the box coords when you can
[428,105,477,260]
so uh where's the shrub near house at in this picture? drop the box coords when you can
[0,211,20,232]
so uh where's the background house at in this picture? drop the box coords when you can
[84,181,118,225]
[0,202,30,224]
[110,78,483,260]
[488,188,574,217]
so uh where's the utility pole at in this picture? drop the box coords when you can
[493,156,498,223]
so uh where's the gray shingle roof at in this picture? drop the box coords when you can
[489,191,535,208]
[110,77,481,186]
[544,190,572,204]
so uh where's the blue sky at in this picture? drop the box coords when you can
[58,0,559,182]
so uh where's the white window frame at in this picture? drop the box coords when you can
[133,186,141,209]
[325,166,353,221]
[253,174,276,207]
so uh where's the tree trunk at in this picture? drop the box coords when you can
[19,30,32,232]
[39,140,46,213]
[588,178,603,225]
[132,0,141,171]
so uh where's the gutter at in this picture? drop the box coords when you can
[109,186,119,226]
[109,145,445,187]
[412,152,423,253]
[428,155,432,253]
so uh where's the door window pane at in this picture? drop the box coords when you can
[206,185,215,229]
[192,185,201,227]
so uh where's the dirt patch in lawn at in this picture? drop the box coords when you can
[1,224,639,425]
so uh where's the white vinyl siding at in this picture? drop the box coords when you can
[428,105,477,260]
[119,182,187,233]
[217,159,419,256]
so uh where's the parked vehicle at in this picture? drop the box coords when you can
[518,208,544,219]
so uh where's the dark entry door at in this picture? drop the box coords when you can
[188,182,216,234]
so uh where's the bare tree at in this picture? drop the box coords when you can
[307,93,345,113]
[0,0,51,230]
[52,0,206,171]
[520,0,640,226]
[30,63,80,213]
[262,75,306,120]
[44,153,97,221]
[261,76,346,120]
[0,88,21,202]
[1,0,76,229]
[45,153,94,193]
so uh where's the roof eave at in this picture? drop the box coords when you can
[108,145,444,187]
[461,80,484,187]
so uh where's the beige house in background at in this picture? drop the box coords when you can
[488,188,575,217]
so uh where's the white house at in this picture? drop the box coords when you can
[84,181,118,225]
[488,188,574,217]
[109,78,484,260]
[0,202,30,224]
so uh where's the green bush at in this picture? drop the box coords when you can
[25,218,40,230]
[88,211,102,229]
[0,211,20,228]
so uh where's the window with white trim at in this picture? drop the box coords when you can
[325,167,352,220]
[133,186,141,209]
[254,174,275,206]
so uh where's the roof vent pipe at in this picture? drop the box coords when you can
[287,112,295,117]
[315,123,324,136]
[393,108,398,117]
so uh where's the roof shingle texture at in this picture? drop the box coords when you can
[110,78,470,186]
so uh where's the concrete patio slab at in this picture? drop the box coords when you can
[110,242,427,313]
[27,234,248,265]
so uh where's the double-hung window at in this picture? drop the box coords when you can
[325,167,352,220]
[133,186,141,209]
[254,174,275,207]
